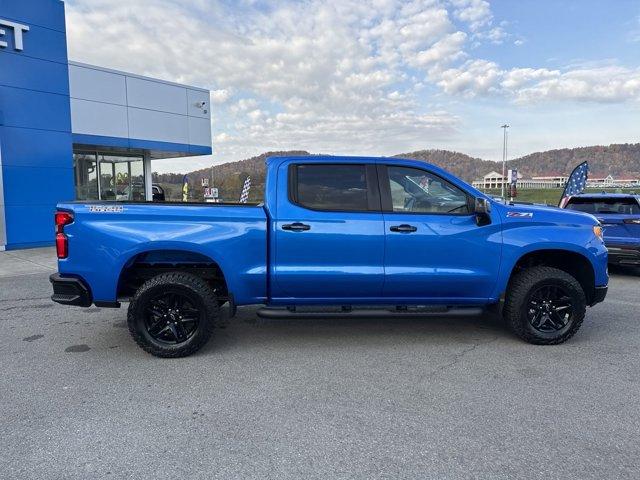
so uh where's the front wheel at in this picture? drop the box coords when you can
[503,266,587,345]
[127,272,219,358]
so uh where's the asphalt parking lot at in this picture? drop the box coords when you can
[1,249,639,479]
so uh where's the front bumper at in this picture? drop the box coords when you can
[590,285,608,306]
[50,273,92,307]
[607,245,640,265]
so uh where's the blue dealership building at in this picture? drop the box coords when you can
[0,0,212,250]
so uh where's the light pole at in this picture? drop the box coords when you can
[501,124,509,200]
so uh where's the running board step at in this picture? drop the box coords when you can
[256,306,484,319]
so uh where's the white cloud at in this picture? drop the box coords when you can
[210,89,231,104]
[247,109,265,122]
[436,59,503,96]
[501,68,559,90]
[213,132,232,143]
[65,0,468,163]
[64,0,640,168]
[409,31,467,67]
[230,98,259,114]
[435,62,640,103]
[476,26,507,44]
[511,67,640,103]
[213,110,459,161]
[450,0,492,31]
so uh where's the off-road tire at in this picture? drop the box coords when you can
[504,266,586,345]
[127,272,218,358]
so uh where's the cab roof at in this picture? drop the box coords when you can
[572,193,639,199]
[265,154,440,171]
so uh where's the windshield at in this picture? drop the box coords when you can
[566,197,640,215]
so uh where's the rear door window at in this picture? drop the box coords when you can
[566,197,640,214]
[290,164,377,212]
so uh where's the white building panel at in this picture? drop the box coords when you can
[188,116,212,147]
[128,108,189,145]
[70,98,129,138]
[126,77,188,116]
[68,64,127,105]
[68,62,211,149]
[187,89,210,118]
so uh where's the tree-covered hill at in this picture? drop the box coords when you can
[155,143,640,201]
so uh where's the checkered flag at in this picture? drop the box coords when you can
[239,176,251,203]
[559,161,588,206]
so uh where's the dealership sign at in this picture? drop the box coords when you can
[0,19,29,51]
[203,187,218,199]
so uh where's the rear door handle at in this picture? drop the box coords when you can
[390,224,417,233]
[282,222,311,232]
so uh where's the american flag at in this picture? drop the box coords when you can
[239,176,251,203]
[559,161,589,206]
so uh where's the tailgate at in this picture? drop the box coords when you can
[596,214,640,246]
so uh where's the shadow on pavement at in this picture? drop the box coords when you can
[608,265,640,277]
[202,310,512,355]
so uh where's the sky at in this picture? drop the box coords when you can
[64,0,640,173]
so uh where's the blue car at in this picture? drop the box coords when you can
[563,193,640,265]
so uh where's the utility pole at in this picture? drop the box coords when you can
[501,124,509,200]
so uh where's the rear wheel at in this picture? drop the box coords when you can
[504,266,586,345]
[127,272,218,357]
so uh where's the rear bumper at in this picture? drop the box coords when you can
[590,285,608,306]
[607,245,640,265]
[50,273,92,307]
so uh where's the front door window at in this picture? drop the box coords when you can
[387,166,470,214]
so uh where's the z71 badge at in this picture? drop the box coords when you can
[88,205,124,213]
[506,211,533,218]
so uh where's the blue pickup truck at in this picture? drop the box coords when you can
[51,156,608,357]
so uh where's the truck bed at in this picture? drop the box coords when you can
[57,201,268,304]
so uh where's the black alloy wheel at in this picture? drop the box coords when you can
[503,266,587,345]
[128,272,219,358]
[144,290,202,344]
[526,284,575,333]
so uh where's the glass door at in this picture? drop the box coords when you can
[74,151,146,201]
[98,154,145,201]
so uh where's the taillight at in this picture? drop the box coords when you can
[55,233,68,258]
[54,211,73,259]
[55,211,73,233]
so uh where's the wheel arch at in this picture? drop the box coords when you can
[116,247,230,301]
[506,249,596,304]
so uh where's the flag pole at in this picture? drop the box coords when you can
[501,124,509,201]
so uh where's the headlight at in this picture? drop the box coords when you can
[593,225,604,241]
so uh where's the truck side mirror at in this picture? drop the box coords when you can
[474,197,492,226]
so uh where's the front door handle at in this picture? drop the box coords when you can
[282,222,311,232]
[390,224,417,233]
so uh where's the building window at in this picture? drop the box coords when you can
[98,154,145,201]
[74,151,145,201]
[73,152,99,200]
